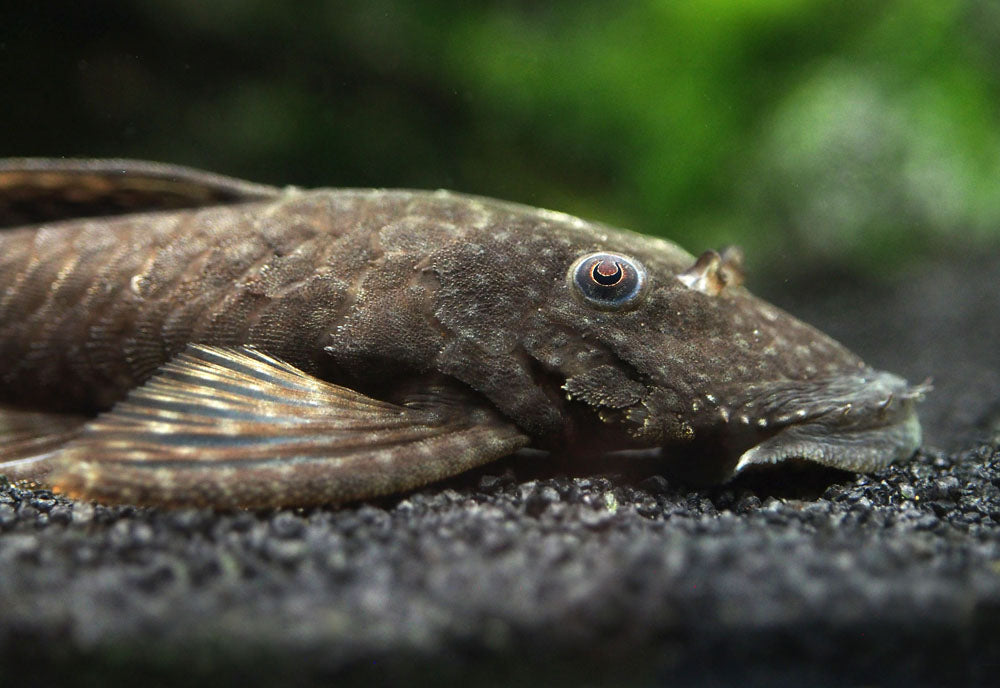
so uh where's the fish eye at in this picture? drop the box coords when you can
[569,252,647,309]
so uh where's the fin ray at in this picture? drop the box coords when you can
[0,408,89,482]
[0,158,281,228]
[51,346,529,508]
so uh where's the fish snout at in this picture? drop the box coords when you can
[730,370,927,477]
[660,370,927,484]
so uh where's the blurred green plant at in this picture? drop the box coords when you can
[2,0,998,270]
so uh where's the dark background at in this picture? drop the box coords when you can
[4,1,1000,270]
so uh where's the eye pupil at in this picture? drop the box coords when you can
[592,261,624,286]
[570,252,647,310]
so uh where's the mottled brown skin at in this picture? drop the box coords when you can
[0,160,924,506]
[0,188,848,431]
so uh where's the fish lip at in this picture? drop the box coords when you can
[729,370,927,476]
[726,370,928,429]
[595,371,927,484]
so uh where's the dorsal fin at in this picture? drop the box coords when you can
[0,158,283,229]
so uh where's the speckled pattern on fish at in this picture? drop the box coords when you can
[0,159,926,507]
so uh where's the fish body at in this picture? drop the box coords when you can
[0,159,925,507]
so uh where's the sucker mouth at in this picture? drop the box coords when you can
[729,370,927,477]
[652,370,928,484]
[734,402,922,474]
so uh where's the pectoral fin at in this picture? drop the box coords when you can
[50,346,529,508]
[0,408,88,483]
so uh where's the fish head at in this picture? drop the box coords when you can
[425,202,926,483]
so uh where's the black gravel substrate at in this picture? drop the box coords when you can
[2,250,999,687]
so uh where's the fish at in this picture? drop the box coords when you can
[0,158,926,508]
